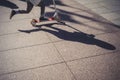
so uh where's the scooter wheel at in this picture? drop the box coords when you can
[31,19,37,27]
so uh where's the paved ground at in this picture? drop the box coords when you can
[75,0,120,26]
[0,0,120,80]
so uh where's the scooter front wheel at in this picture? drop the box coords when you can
[31,19,38,27]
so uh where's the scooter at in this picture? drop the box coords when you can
[31,0,65,27]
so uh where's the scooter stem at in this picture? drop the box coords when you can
[52,0,57,11]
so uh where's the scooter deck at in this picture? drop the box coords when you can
[36,20,57,25]
[31,18,64,27]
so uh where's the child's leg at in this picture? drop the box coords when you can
[38,0,53,21]
[17,1,33,13]
[10,1,33,19]
[38,0,47,20]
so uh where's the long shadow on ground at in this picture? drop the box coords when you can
[0,0,18,9]
[18,0,116,50]
[18,23,116,50]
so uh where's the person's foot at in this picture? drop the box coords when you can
[10,10,16,19]
[39,17,49,22]
[39,17,55,22]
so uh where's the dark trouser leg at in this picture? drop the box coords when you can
[38,0,45,17]
[18,1,33,13]
[10,1,33,19]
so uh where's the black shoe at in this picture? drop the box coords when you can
[10,10,16,19]
[39,17,48,22]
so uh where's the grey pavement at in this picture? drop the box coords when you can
[0,0,120,80]
[75,0,120,26]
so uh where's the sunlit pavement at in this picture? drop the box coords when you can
[0,0,120,80]
[75,0,120,26]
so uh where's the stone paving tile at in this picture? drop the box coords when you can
[0,13,12,22]
[0,31,50,52]
[0,63,75,80]
[55,2,91,12]
[104,5,120,11]
[10,12,34,20]
[0,11,34,23]
[82,21,120,33]
[0,7,11,15]
[75,0,104,5]
[65,3,90,11]
[83,2,103,9]
[0,19,35,36]
[101,12,120,20]
[116,10,120,14]
[115,31,120,37]
[91,7,114,14]
[53,32,120,61]
[75,0,120,27]
[0,43,63,75]
[56,0,89,10]
[99,0,120,6]
[111,18,120,26]
[67,51,120,80]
